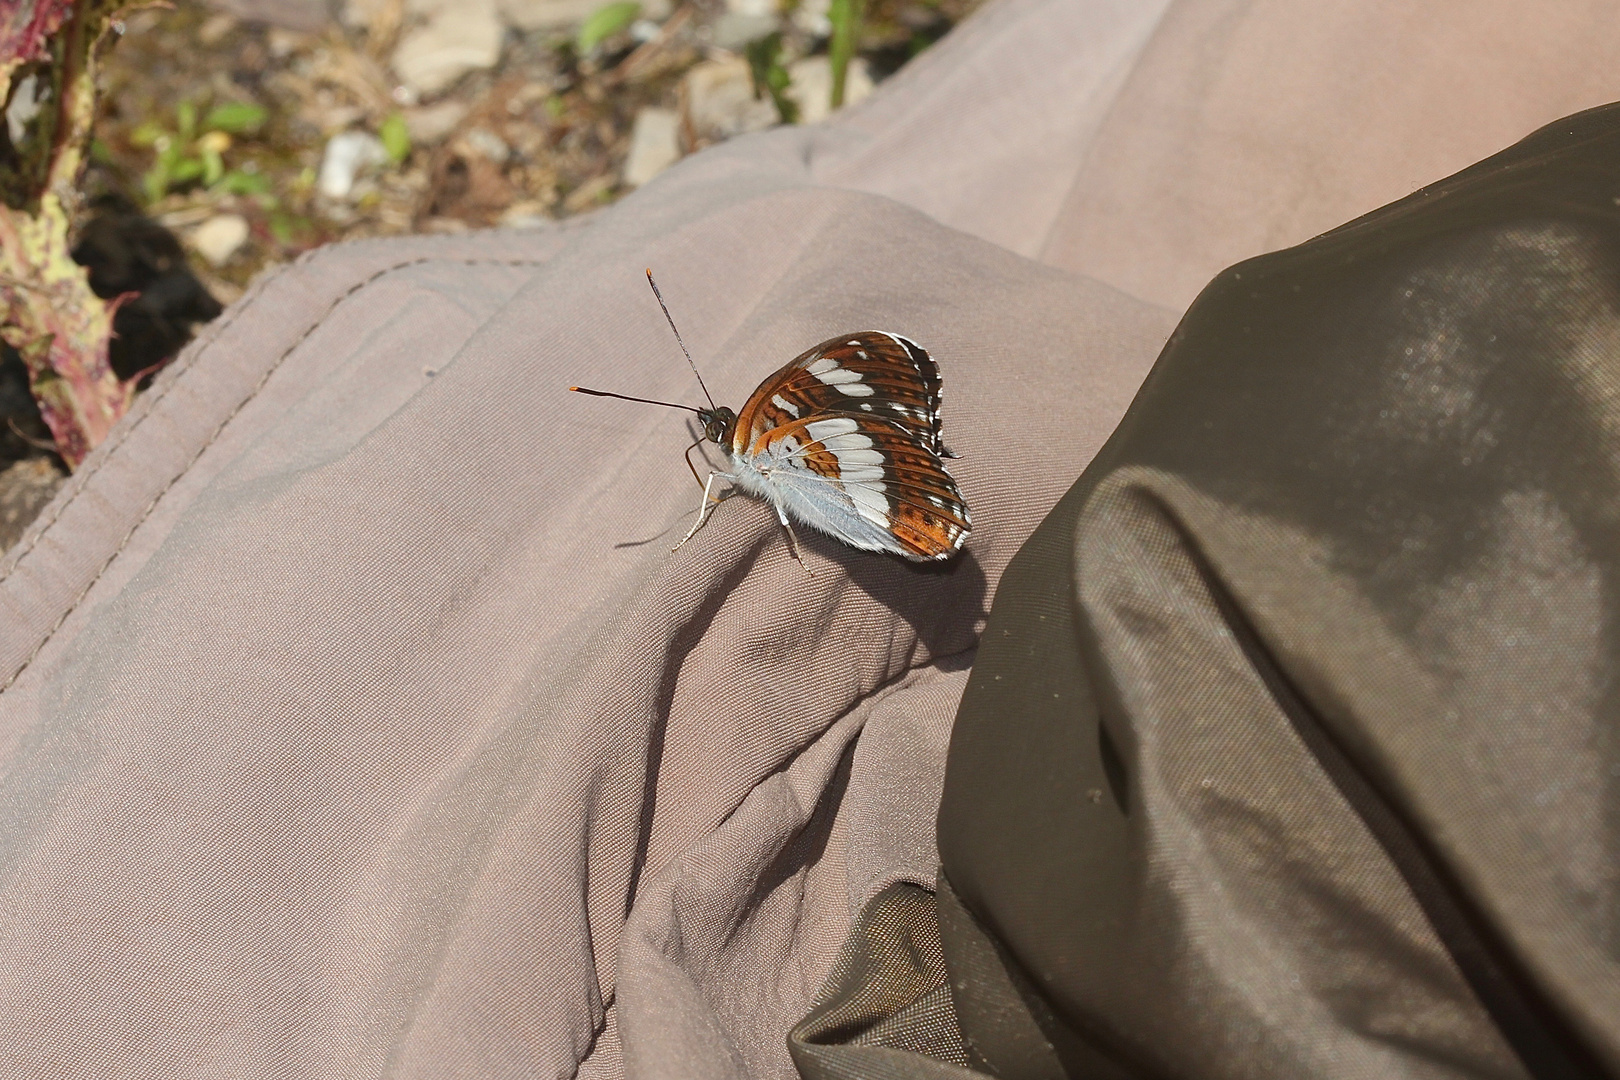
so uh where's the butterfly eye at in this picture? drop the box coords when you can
[702,407,736,444]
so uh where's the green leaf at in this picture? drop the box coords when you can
[215,169,271,195]
[169,156,205,184]
[378,111,411,164]
[176,100,198,142]
[203,101,268,135]
[268,209,313,245]
[268,211,294,244]
[200,146,225,186]
[745,33,799,125]
[128,121,168,148]
[141,164,168,206]
[576,0,639,54]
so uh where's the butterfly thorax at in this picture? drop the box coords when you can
[700,406,737,446]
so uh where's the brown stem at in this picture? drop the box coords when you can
[44,1,92,199]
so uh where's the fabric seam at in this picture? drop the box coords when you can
[0,253,544,693]
[0,255,291,574]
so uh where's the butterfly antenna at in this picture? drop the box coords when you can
[568,386,706,413]
[646,268,717,412]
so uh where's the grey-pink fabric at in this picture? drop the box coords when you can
[1,1,1616,1076]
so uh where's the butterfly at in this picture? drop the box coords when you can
[571,271,971,565]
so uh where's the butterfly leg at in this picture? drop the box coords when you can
[772,501,815,577]
[682,437,711,491]
[673,470,726,552]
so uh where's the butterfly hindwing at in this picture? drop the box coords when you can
[732,332,947,457]
[742,415,970,561]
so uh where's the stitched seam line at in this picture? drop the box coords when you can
[0,237,420,573]
[0,255,295,574]
[1,254,545,693]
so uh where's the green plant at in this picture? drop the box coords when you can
[130,98,268,205]
[378,111,411,165]
[214,166,271,197]
[746,33,798,125]
[576,0,639,55]
[826,0,864,108]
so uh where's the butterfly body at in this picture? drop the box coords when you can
[693,331,971,563]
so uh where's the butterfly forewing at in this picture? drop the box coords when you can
[732,332,947,456]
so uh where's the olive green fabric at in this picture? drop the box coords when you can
[788,881,972,1080]
[799,103,1620,1079]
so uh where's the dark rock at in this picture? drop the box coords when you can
[0,345,54,468]
[72,195,224,382]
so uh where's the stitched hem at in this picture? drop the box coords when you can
[0,253,545,693]
[0,259,290,577]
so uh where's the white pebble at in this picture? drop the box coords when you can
[190,214,250,267]
[318,131,390,200]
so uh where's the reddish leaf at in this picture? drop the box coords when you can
[0,0,76,97]
[0,0,74,64]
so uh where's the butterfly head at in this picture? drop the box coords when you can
[700,406,736,445]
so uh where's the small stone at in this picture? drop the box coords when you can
[710,11,778,51]
[420,216,471,234]
[495,0,604,32]
[622,107,680,187]
[265,27,311,57]
[122,10,162,34]
[391,0,502,97]
[561,173,616,214]
[499,200,552,228]
[202,0,329,33]
[787,55,874,124]
[319,104,367,134]
[682,58,777,142]
[342,0,396,30]
[788,0,830,36]
[318,131,390,199]
[463,126,511,163]
[197,12,238,44]
[190,214,250,268]
[5,73,40,147]
[404,99,469,144]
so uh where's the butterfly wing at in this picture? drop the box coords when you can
[731,332,948,458]
[736,415,971,562]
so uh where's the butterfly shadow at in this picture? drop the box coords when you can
[799,528,990,664]
[612,527,678,550]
